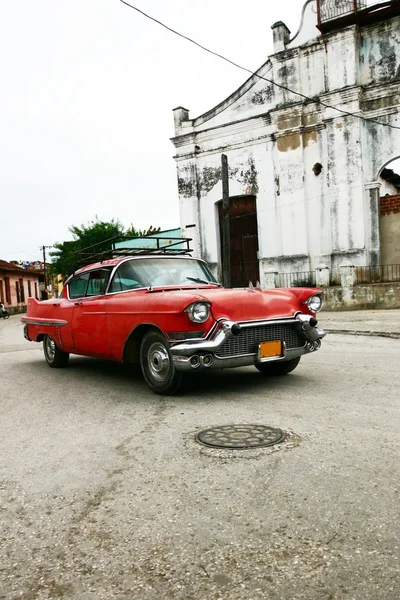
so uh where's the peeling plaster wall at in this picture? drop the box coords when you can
[172,11,400,282]
[179,150,264,270]
[177,159,202,257]
[359,20,400,85]
[325,28,358,91]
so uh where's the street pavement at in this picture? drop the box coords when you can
[0,314,33,353]
[319,308,400,338]
[1,312,400,600]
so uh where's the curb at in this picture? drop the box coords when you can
[325,328,400,339]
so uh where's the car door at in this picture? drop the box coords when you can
[70,269,112,357]
[49,296,75,351]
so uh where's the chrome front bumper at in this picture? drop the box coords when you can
[170,315,326,372]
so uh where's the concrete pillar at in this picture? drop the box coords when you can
[364,181,381,266]
[316,263,330,288]
[264,270,278,289]
[340,261,355,287]
[340,261,355,305]
[271,21,291,53]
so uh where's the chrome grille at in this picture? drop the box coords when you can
[216,322,304,358]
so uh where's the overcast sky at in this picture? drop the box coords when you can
[0,0,312,262]
[2,1,399,264]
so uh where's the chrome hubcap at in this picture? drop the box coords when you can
[45,336,56,361]
[147,342,171,382]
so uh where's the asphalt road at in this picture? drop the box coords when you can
[1,314,400,600]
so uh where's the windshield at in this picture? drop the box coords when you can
[109,257,218,291]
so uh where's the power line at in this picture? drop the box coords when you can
[119,0,400,130]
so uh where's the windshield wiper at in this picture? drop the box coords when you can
[185,277,221,287]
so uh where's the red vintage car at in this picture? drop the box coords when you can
[22,238,326,395]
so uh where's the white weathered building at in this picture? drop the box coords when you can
[171,0,400,286]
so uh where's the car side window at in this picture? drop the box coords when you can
[86,269,111,297]
[109,262,143,292]
[69,274,90,299]
[69,269,110,299]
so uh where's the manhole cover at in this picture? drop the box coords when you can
[195,424,285,449]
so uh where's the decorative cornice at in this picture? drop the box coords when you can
[173,134,274,162]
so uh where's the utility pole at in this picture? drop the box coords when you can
[221,154,231,288]
[40,245,53,291]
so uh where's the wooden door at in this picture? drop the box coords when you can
[219,196,260,287]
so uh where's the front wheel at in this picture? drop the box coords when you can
[43,334,69,368]
[255,356,300,376]
[140,330,183,395]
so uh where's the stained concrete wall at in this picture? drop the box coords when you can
[323,282,400,311]
[172,1,400,285]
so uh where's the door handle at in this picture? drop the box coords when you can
[74,302,83,306]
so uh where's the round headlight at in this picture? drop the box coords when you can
[306,294,323,312]
[186,302,210,323]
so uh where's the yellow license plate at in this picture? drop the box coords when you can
[259,340,283,359]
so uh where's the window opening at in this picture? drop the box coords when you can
[19,278,25,303]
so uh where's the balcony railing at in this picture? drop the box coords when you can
[276,270,317,288]
[354,264,400,284]
[319,0,364,22]
[317,0,399,31]
[273,264,400,288]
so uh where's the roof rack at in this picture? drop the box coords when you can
[72,235,193,271]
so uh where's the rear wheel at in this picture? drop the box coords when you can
[43,334,69,368]
[140,330,183,395]
[255,356,300,376]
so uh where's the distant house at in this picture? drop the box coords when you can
[0,260,41,314]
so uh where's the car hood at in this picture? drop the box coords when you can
[146,286,309,321]
[196,287,304,321]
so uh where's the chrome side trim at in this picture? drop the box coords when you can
[21,318,68,327]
